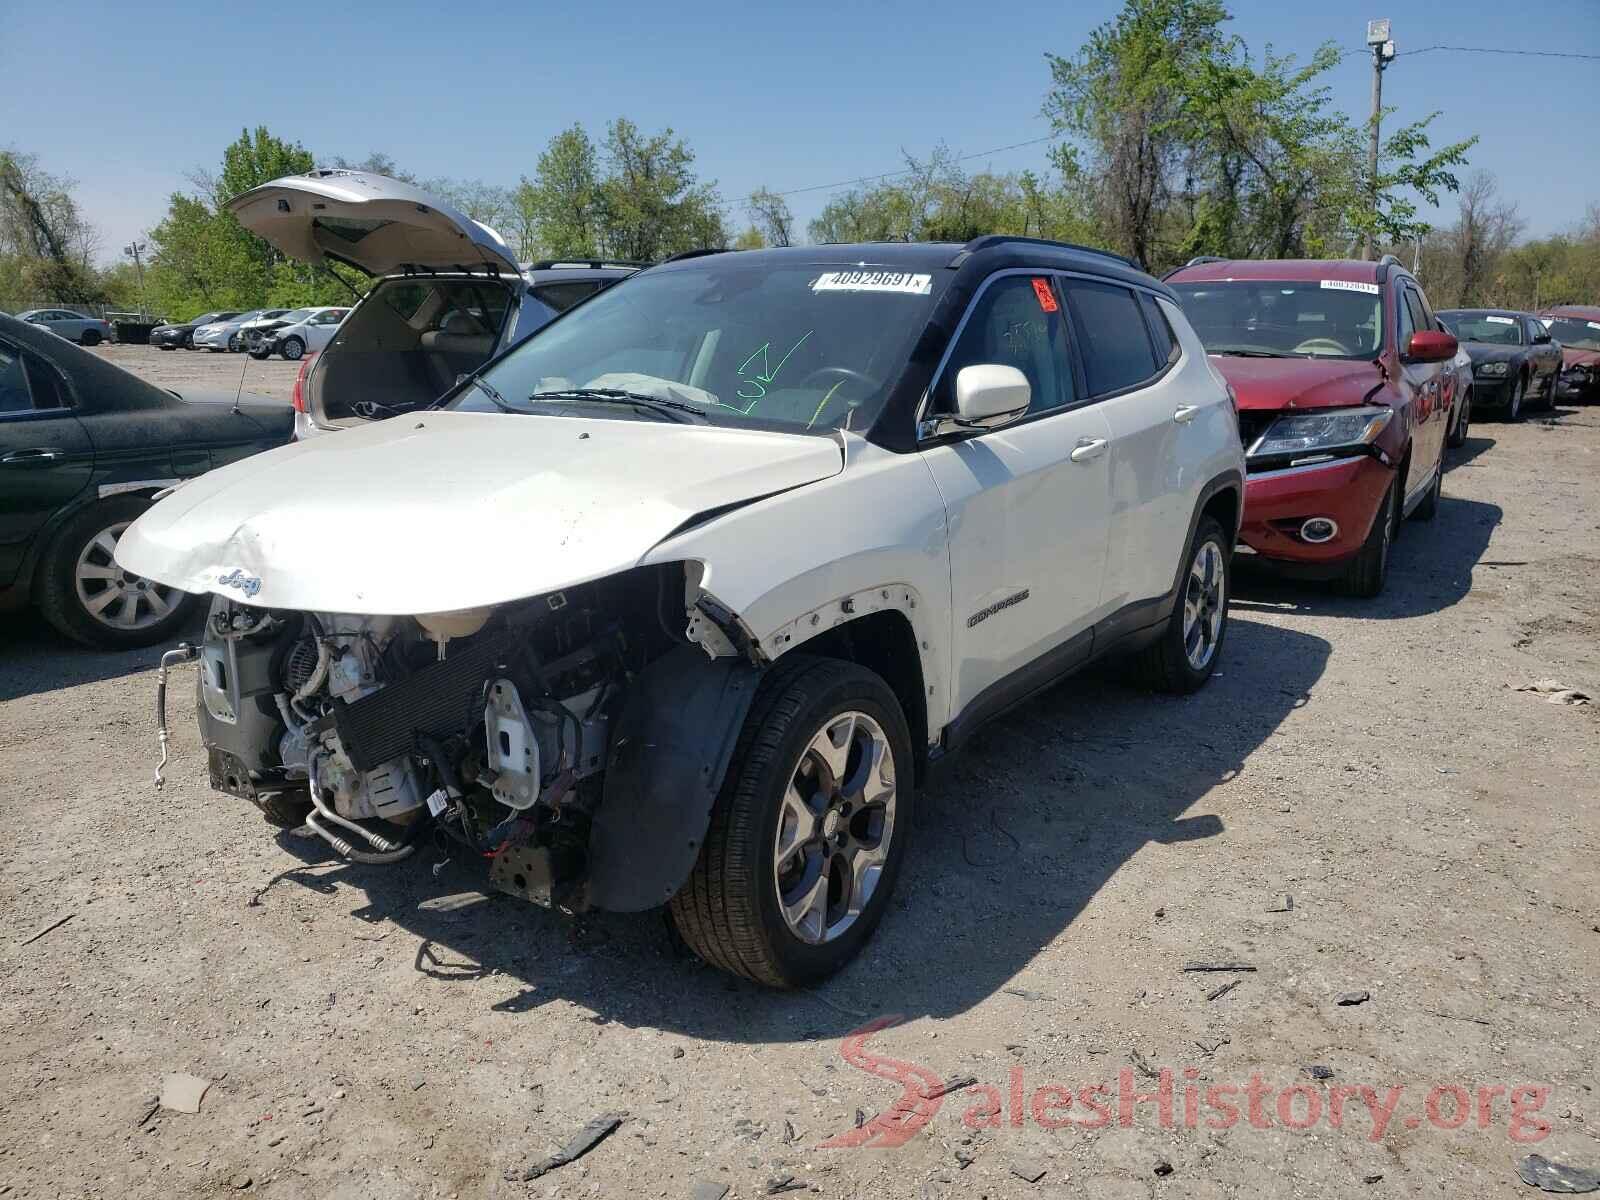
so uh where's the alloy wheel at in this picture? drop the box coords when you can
[73,521,180,632]
[1182,540,1226,670]
[772,710,897,945]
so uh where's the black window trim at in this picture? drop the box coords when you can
[915,268,1088,440]
[1057,270,1182,402]
[917,267,1184,443]
[0,339,72,419]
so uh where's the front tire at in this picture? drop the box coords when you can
[35,496,198,648]
[1334,474,1398,598]
[280,336,305,361]
[1504,374,1525,423]
[668,657,913,988]
[1413,461,1442,521]
[1134,515,1230,694]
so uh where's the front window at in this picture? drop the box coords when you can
[1172,280,1384,359]
[1440,312,1523,346]
[277,308,315,325]
[1546,317,1600,351]
[458,261,945,433]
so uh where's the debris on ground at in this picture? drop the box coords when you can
[160,1074,212,1114]
[1336,991,1371,1006]
[504,1112,626,1181]
[923,1074,978,1100]
[1154,1158,1174,1176]
[765,1173,808,1194]
[1516,1154,1600,1193]
[1009,1157,1048,1183]
[1514,679,1593,705]
[1205,980,1239,1002]
[1363,1174,1384,1184]
[1183,961,1257,972]
[1305,1065,1334,1080]
[1130,1049,1160,1080]
[18,912,75,948]
[228,1173,252,1190]
[1195,1035,1230,1054]
[1002,986,1055,1002]
[1266,894,1294,913]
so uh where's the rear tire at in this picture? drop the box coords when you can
[668,656,913,988]
[35,496,198,648]
[1413,461,1442,521]
[80,330,101,346]
[281,336,305,362]
[1537,371,1556,411]
[249,345,270,360]
[1133,515,1229,694]
[1447,388,1471,448]
[1333,474,1398,598]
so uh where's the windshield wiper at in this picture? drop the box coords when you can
[1211,348,1291,358]
[529,387,708,423]
[445,374,512,413]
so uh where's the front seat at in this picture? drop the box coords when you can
[421,312,497,393]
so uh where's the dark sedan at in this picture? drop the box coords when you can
[150,310,243,351]
[0,313,292,647]
[1436,309,1563,421]
[1538,305,1600,403]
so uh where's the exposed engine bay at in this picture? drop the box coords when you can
[183,562,750,910]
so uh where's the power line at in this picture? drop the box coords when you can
[1394,44,1600,60]
[759,42,1599,206]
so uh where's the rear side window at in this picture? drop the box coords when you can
[0,344,30,413]
[531,281,606,313]
[940,275,1076,416]
[1062,279,1159,396]
[1140,293,1179,366]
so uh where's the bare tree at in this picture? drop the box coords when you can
[0,150,104,301]
[1452,170,1523,307]
[746,187,795,247]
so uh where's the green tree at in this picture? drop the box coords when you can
[521,125,602,258]
[596,119,727,259]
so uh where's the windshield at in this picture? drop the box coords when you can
[1441,312,1523,345]
[1172,281,1384,359]
[456,260,943,433]
[277,308,315,324]
[1546,317,1600,351]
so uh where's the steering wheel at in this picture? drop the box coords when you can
[797,365,882,393]
[1292,337,1352,356]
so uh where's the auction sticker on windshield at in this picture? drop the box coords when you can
[1485,316,1515,324]
[812,271,933,296]
[1320,279,1380,295]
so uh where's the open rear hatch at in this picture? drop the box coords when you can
[227,169,520,276]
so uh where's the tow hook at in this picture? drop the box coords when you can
[154,643,199,789]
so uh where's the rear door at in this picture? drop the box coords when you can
[0,337,94,586]
[1058,278,1193,609]
[918,273,1113,722]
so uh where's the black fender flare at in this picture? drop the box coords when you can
[586,644,763,911]
[1170,468,1242,589]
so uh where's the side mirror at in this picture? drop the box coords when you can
[1533,331,1552,344]
[1405,330,1457,363]
[953,364,1030,427]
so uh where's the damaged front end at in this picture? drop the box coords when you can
[173,563,761,911]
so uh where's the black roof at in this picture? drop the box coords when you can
[650,237,1174,300]
[1438,308,1534,320]
[0,313,172,412]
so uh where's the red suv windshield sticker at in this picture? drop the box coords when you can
[1320,279,1380,295]
[1031,278,1059,312]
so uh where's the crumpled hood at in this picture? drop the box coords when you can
[1561,348,1600,369]
[1208,355,1383,412]
[117,410,843,614]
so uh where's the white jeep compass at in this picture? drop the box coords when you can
[118,236,1244,987]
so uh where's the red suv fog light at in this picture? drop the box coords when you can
[1300,517,1339,543]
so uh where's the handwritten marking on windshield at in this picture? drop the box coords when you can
[737,330,812,406]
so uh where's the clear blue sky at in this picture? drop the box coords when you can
[5,0,1597,263]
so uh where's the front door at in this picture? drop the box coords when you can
[918,273,1113,723]
[0,339,94,586]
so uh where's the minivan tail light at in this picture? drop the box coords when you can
[290,352,316,413]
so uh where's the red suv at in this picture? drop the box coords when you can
[1165,256,1458,597]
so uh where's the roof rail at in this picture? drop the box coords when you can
[1160,255,1232,281]
[1378,254,1402,268]
[947,234,1138,271]
[657,248,732,265]
[523,258,650,271]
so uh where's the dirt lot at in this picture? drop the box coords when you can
[83,343,304,403]
[1,350,1597,1199]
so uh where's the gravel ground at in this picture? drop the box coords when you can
[1,351,1597,1199]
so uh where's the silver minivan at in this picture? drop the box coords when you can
[229,170,641,438]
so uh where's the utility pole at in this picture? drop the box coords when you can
[1363,19,1396,261]
[123,241,148,318]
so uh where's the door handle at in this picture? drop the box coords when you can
[1069,437,1108,463]
[1,448,65,466]
[1173,405,1200,424]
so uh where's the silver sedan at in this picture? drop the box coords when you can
[16,308,114,346]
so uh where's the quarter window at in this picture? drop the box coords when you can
[0,344,33,413]
[1062,279,1159,396]
[939,275,1076,416]
[1140,293,1179,366]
